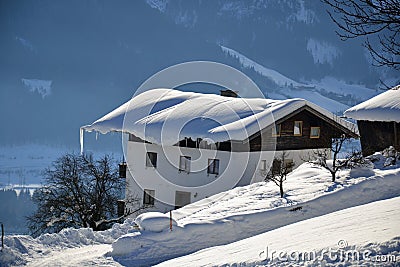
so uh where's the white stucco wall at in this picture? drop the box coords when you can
[125,141,324,212]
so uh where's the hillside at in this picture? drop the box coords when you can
[157,196,400,266]
[1,0,398,147]
[109,156,400,265]
[2,152,398,266]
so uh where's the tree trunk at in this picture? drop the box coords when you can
[279,181,284,198]
[331,171,336,182]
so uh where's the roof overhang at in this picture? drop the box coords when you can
[81,88,359,152]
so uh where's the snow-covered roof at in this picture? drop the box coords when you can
[81,89,357,148]
[344,85,400,122]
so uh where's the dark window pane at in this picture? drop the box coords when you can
[146,152,157,167]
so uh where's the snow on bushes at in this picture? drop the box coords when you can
[135,212,177,232]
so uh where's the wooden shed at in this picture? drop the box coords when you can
[344,85,400,156]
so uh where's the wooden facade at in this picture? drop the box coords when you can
[163,106,358,152]
[357,120,400,156]
[247,107,357,151]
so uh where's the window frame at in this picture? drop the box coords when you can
[179,155,191,173]
[146,152,157,168]
[143,189,155,206]
[259,159,267,171]
[207,158,220,175]
[272,124,281,137]
[310,127,321,139]
[293,121,303,136]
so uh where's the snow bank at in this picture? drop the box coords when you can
[109,158,400,265]
[0,218,138,266]
[135,212,177,232]
[81,88,357,152]
[344,85,400,122]
[157,196,400,266]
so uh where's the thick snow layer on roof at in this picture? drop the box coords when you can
[344,85,400,122]
[81,89,356,149]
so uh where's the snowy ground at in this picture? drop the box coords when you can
[158,196,400,267]
[1,218,138,266]
[1,153,399,266]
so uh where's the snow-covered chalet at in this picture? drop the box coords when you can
[344,85,400,156]
[81,88,358,212]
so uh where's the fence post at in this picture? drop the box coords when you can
[169,210,172,231]
[1,223,4,250]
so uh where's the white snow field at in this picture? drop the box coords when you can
[21,79,52,99]
[1,154,399,266]
[109,155,400,266]
[157,196,400,267]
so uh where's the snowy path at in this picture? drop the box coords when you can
[26,244,120,267]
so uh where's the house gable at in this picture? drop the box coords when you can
[128,106,358,152]
[247,106,358,152]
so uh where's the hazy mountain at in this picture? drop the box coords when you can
[0,0,398,148]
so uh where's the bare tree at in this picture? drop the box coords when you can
[323,0,400,70]
[264,151,294,198]
[314,134,347,182]
[27,153,142,237]
[312,134,367,182]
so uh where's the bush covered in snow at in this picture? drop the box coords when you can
[135,212,177,232]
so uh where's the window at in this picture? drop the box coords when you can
[284,159,294,173]
[117,200,125,217]
[143,189,155,206]
[179,156,191,173]
[271,158,294,175]
[272,124,281,137]
[119,163,127,178]
[146,152,157,167]
[294,121,303,136]
[310,127,320,138]
[259,159,268,175]
[260,160,267,171]
[207,159,220,175]
[271,159,282,175]
[175,191,191,209]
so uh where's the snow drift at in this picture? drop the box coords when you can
[135,212,177,232]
